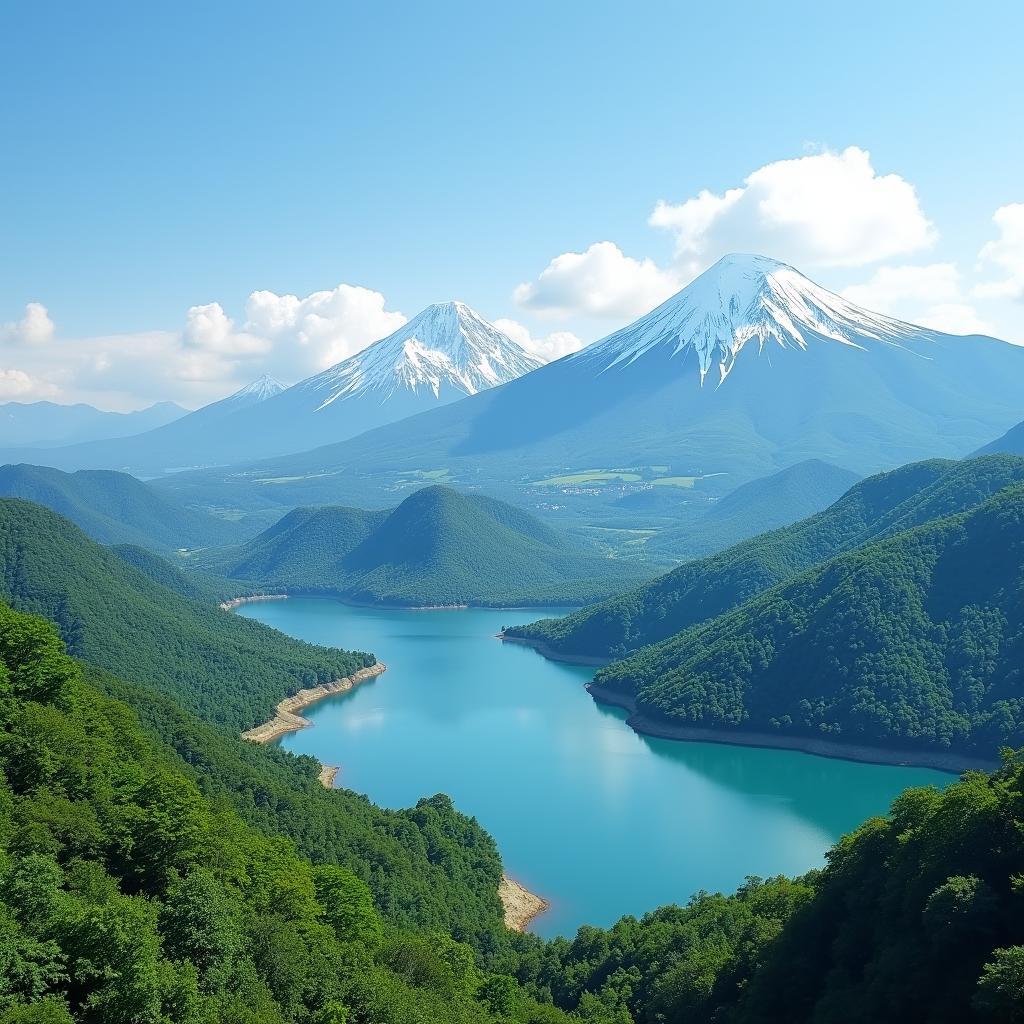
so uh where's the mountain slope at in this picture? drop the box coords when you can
[592,483,1024,757]
[649,459,861,559]
[0,397,184,447]
[0,374,286,474]
[976,416,1024,456]
[157,253,1024,514]
[0,462,249,550]
[0,305,543,475]
[215,485,646,605]
[0,497,373,728]
[506,455,1024,660]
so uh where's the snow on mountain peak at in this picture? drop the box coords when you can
[300,301,543,409]
[579,252,928,386]
[228,374,286,402]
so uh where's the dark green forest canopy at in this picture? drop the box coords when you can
[593,484,1024,755]
[508,455,1024,661]
[0,601,570,1024]
[0,499,374,730]
[210,485,648,607]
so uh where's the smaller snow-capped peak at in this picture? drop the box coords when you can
[299,301,543,409]
[228,374,286,403]
[577,253,930,386]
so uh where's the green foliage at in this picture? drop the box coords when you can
[211,486,647,607]
[511,455,1024,660]
[0,499,374,729]
[0,601,565,1023]
[0,465,245,552]
[591,483,1024,755]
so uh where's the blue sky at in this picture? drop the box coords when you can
[2,0,1023,407]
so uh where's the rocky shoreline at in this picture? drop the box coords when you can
[499,875,550,933]
[219,593,288,612]
[588,685,997,774]
[241,663,387,744]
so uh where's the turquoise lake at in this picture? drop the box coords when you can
[239,598,953,938]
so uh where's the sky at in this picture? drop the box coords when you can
[2,0,1023,409]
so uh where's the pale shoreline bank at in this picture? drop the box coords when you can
[588,685,998,774]
[241,663,387,744]
[499,875,551,933]
[219,593,288,611]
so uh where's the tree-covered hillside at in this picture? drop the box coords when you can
[0,601,568,1024]
[0,499,373,730]
[648,459,861,560]
[0,463,249,551]
[517,755,1024,1023]
[214,485,646,606]
[593,484,1024,756]
[507,456,1024,661]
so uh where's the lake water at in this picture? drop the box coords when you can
[239,598,953,938]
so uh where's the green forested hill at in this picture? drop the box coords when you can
[0,463,250,551]
[0,498,373,729]
[215,485,646,606]
[649,459,861,560]
[592,484,1024,755]
[0,602,567,1024]
[109,543,242,604]
[521,755,1024,1023]
[508,455,1024,660]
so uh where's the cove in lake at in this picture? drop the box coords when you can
[239,598,953,938]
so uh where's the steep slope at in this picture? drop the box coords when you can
[592,484,1024,758]
[0,462,249,550]
[217,485,646,605]
[156,254,1024,516]
[650,458,861,559]
[0,305,543,475]
[110,542,242,603]
[0,397,184,447]
[976,416,1024,456]
[0,497,373,728]
[506,455,1024,660]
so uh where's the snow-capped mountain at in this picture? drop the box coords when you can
[576,253,927,384]
[226,373,286,405]
[174,253,1024,509]
[0,305,540,473]
[292,301,542,409]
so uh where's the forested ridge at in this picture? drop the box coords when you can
[0,492,1020,1019]
[592,484,1024,755]
[2,601,1022,1022]
[0,499,374,730]
[210,485,646,606]
[507,455,1024,661]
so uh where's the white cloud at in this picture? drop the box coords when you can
[841,263,992,336]
[975,203,1024,300]
[0,368,56,399]
[0,280,408,410]
[492,318,584,362]
[513,241,680,320]
[1,302,56,345]
[842,263,962,311]
[244,284,408,370]
[651,146,937,271]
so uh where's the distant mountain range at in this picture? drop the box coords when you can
[153,253,1024,515]
[507,454,1024,662]
[976,415,1024,456]
[0,463,256,551]
[0,398,185,448]
[0,303,541,475]
[506,454,1024,759]
[210,484,646,606]
[648,459,861,560]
